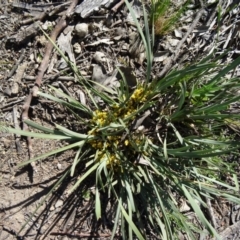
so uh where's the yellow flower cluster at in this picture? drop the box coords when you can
[107,135,120,145]
[89,135,121,150]
[130,87,144,100]
[129,87,148,103]
[106,154,120,167]
[88,85,152,171]
[97,151,121,168]
[90,140,103,149]
[91,86,150,127]
[92,110,108,127]
[120,86,150,119]
[112,105,133,120]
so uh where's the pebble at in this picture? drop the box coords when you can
[75,23,89,38]
[55,199,63,208]
[57,163,62,170]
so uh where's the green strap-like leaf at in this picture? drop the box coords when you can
[182,185,219,238]
[6,127,71,140]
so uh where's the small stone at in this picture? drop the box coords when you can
[174,29,182,38]
[122,43,129,51]
[75,23,89,38]
[11,82,19,95]
[29,53,35,62]
[42,21,54,30]
[137,125,144,132]
[73,42,81,54]
[93,52,106,63]
[169,38,179,47]
[55,199,63,208]
[50,206,55,211]
[92,64,107,84]
[57,163,62,170]
[179,201,191,212]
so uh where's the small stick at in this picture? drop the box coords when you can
[112,0,125,12]
[157,8,205,79]
[49,2,71,17]
[0,97,25,109]
[20,2,71,25]
[50,231,114,237]
[24,75,76,82]
[12,106,22,153]
[6,49,25,80]
[205,197,217,229]
[20,12,48,25]
[58,81,73,97]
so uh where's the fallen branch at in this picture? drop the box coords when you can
[20,2,70,25]
[21,0,79,170]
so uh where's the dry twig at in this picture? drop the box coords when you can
[157,8,205,79]
[21,0,79,167]
[6,49,25,80]
[206,197,218,229]
[50,231,114,238]
[12,106,21,153]
[112,0,125,12]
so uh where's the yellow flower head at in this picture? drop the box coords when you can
[130,87,145,100]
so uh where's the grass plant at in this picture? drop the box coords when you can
[3,0,240,239]
[150,0,190,36]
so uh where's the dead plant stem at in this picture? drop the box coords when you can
[21,0,79,168]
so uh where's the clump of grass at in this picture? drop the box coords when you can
[86,84,153,176]
[150,0,189,35]
[5,0,240,239]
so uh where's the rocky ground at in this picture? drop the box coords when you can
[0,0,240,239]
